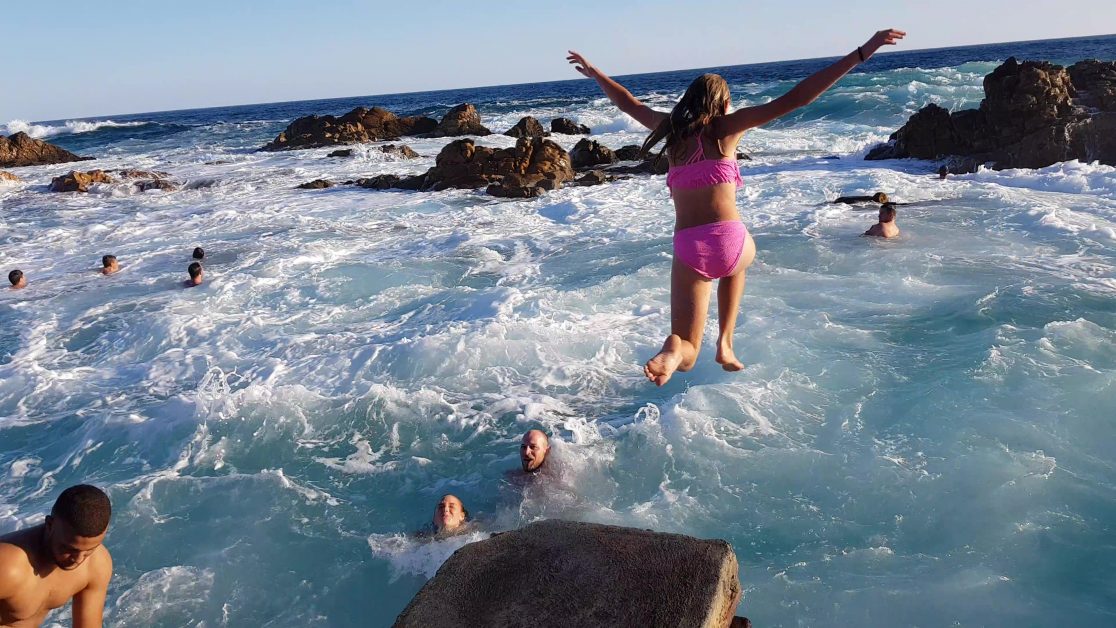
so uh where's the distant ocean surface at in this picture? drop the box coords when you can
[2,34,1115,627]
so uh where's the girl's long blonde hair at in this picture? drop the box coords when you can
[640,73,731,162]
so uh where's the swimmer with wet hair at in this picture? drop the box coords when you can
[192,247,205,260]
[186,262,203,287]
[864,203,900,238]
[432,494,470,536]
[0,484,114,627]
[101,255,119,275]
[8,269,25,289]
[833,192,889,205]
[520,429,550,473]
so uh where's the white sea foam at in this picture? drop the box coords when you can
[1,118,151,139]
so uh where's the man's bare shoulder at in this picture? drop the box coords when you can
[86,545,113,585]
[0,541,35,596]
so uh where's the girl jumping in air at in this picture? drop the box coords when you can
[568,29,905,385]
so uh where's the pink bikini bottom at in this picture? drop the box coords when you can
[673,220,749,280]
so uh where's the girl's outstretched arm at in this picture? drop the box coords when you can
[718,29,906,135]
[567,50,668,131]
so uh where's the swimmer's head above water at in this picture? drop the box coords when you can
[432,494,468,534]
[187,262,203,286]
[8,269,25,289]
[192,247,205,260]
[879,203,897,223]
[101,255,119,275]
[520,429,550,473]
[45,484,111,571]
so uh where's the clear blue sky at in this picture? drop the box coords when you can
[3,0,1113,122]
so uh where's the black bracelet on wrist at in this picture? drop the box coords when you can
[857,46,866,62]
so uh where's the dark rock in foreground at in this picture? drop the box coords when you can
[297,179,333,189]
[393,520,745,628]
[615,144,642,161]
[866,57,1116,172]
[504,116,547,138]
[570,138,615,169]
[261,106,437,151]
[551,117,590,135]
[1,132,91,168]
[425,103,492,138]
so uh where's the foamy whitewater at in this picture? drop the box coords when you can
[2,36,1115,627]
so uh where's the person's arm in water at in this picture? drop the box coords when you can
[567,51,668,131]
[72,549,112,628]
[718,29,905,134]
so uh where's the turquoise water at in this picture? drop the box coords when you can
[2,35,1115,627]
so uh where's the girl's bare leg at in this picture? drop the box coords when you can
[644,258,711,386]
[715,234,756,371]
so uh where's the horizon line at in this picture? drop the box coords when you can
[12,31,1116,126]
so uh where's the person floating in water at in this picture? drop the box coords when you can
[833,192,888,205]
[0,485,113,628]
[520,429,550,474]
[100,255,119,275]
[569,28,906,385]
[938,165,949,179]
[8,269,25,290]
[185,262,203,287]
[192,247,205,260]
[864,203,900,238]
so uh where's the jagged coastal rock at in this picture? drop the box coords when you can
[393,520,746,628]
[425,103,492,138]
[261,107,437,151]
[504,116,548,138]
[49,170,114,192]
[0,132,91,168]
[866,57,1116,171]
[570,138,616,169]
[551,117,590,135]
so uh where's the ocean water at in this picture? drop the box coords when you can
[2,34,1115,627]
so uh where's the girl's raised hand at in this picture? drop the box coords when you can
[567,51,597,78]
[863,29,906,58]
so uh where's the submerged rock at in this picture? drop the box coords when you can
[135,179,178,192]
[551,117,590,135]
[866,57,1116,171]
[49,170,113,192]
[353,174,424,190]
[504,116,547,139]
[297,179,334,189]
[393,520,745,628]
[1,132,91,168]
[0,171,21,182]
[381,144,419,159]
[328,149,354,157]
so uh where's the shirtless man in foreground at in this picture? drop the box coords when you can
[864,204,900,238]
[0,485,113,628]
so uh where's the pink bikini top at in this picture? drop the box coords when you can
[665,136,744,191]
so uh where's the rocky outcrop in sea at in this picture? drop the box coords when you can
[0,132,91,168]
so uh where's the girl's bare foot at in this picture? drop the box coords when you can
[716,338,745,371]
[644,335,686,386]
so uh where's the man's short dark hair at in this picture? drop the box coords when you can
[102,255,116,267]
[192,247,205,260]
[8,269,22,285]
[51,485,111,537]
[879,204,897,222]
[188,262,202,279]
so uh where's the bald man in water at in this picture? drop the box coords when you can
[520,430,550,474]
[0,485,113,628]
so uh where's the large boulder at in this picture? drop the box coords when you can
[867,57,1116,171]
[551,117,590,135]
[426,103,492,138]
[504,116,547,138]
[569,138,615,169]
[260,107,437,151]
[393,520,745,628]
[420,136,573,192]
[615,144,642,161]
[49,170,113,192]
[0,132,91,168]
